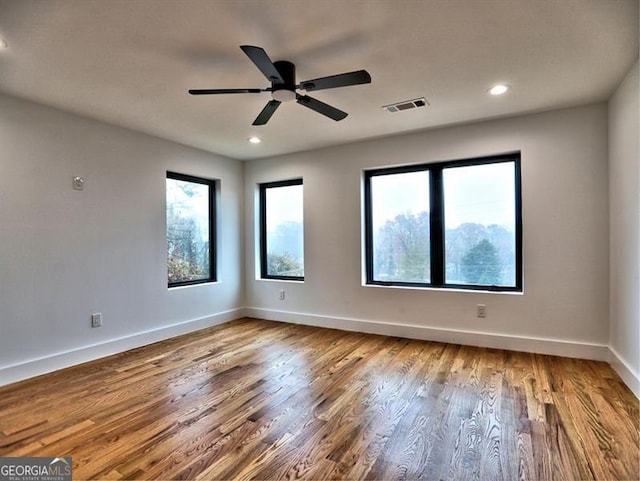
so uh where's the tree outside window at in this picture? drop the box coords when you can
[260,179,304,280]
[365,155,521,291]
[166,173,215,287]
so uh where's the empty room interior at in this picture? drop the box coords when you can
[0,1,639,480]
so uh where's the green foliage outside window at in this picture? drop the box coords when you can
[166,174,213,286]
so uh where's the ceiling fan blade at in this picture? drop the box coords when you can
[240,45,285,84]
[188,88,265,95]
[252,100,281,125]
[299,70,371,91]
[296,94,348,121]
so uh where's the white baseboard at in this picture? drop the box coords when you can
[0,308,246,387]
[6,308,633,399]
[608,347,640,399]
[245,307,610,362]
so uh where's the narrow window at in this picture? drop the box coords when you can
[260,179,304,280]
[166,172,216,287]
[365,154,521,291]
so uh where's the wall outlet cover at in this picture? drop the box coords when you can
[91,313,102,327]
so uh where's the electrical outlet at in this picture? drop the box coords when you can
[476,304,487,318]
[279,290,285,301]
[91,313,102,328]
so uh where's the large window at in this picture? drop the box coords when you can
[365,154,522,291]
[166,172,216,287]
[260,179,304,280]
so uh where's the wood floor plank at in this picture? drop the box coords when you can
[0,318,638,480]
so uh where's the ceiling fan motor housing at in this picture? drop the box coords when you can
[271,60,296,102]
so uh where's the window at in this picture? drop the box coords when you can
[166,172,216,287]
[365,154,522,291]
[371,170,431,283]
[260,179,304,280]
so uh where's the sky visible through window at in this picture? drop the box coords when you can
[444,163,515,230]
[166,177,211,284]
[444,162,516,286]
[371,171,430,229]
[369,160,517,288]
[264,183,304,278]
[265,184,303,232]
[166,179,210,242]
[371,171,430,283]
[371,163,514,230]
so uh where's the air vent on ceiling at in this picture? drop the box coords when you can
[382,97,429,113]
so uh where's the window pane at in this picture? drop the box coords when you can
[265,183,304,277]
[166,177,211,284]
[444,162,516,287]
[371,171,430,283]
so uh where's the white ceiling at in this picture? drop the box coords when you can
[0,0,637,160]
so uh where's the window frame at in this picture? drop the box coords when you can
[259,178,305,281]
[364,153,522,292]
[166,171,216,288]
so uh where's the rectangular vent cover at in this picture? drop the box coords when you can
[382,97,429,113]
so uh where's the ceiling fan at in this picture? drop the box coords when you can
[188,45,372,125]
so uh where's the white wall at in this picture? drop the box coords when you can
[0,93,244,385]
[244,104,610,359]
[0,92,625,388]
[608,60,640,396]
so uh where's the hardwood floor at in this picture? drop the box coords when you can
[0,318,638,480]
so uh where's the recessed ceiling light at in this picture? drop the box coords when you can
[247,136,262,144]
[488,84,510,95]
[0,38,8,49]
